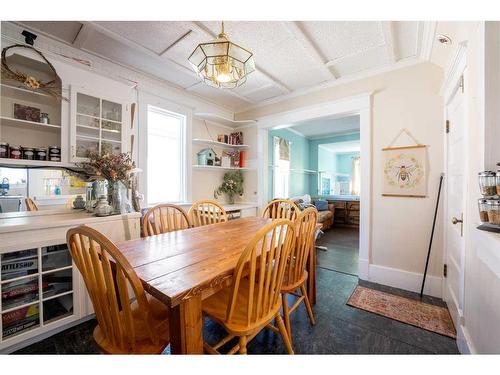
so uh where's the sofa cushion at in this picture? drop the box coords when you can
[314,200,328,211]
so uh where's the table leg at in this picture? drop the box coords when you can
[308,242,317,304]
[169,295,204,354]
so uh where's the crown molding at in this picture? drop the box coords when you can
[440,41,468,100]
[235,57,423,114]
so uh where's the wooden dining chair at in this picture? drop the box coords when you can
[25,197,38,211]
[262,199,299,221]
[142,204,190,237]
[202,219,296,354]
[188,199,228,227]
[66,225,170,354]
[280,207,317,345]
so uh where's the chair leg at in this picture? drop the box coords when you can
[300,285,316,325]
[239,336,248,354]
[276,314,294,354]
[281,292,292,345]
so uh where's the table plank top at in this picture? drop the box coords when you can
[117,216,270,307]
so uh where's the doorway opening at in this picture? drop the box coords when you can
[267,114,361,275]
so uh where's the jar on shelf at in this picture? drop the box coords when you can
[9,145,21,159]
[486,199,500,225]
[496,171,500,196]
[40,113,50,124]
[35,147,47,161]
[478,198,489,223]
[478,171,497,196]
[48,146,61,162]
[0,142,8,158]
[21,147,35,160]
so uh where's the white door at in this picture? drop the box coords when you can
[444,74,467,329]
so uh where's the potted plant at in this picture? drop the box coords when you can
[214,170,244,204]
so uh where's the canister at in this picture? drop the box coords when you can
[486,199,500,225]
[35,147,47,161]
[0,142,8,158]
[478,198,489,223]
[22,147,35,160]
[9,145,21,159]
[478,171,497,196]
[48,146,61,162]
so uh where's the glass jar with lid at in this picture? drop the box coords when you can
[479,171,497,196]
[486,199,500,225]
[478,198,489,223]
[496,171,500,196]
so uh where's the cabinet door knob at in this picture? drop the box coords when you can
[451,217,463,225]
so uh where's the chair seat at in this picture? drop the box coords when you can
[94,294,170,354]
[203,278,281,336]
[282,270,308,293]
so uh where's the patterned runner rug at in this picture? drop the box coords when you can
[347,285,456,338]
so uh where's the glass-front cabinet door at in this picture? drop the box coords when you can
[70,87,126,161]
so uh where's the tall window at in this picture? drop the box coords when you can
[147,105,186,204]
[272,136,290,198]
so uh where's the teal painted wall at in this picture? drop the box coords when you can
[309,133,360,195]
[268,129,311,199]
[335,151,360,182]
[267,129,360,199]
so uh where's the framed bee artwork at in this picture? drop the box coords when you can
[381,144,427,197]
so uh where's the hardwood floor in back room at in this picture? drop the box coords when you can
[316,227,359,276]
[14,268,459,354]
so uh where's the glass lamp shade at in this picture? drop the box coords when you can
[188,36,255,89]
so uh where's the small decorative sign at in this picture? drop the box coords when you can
[382,129,428,198]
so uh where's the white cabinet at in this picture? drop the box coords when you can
[70,86,128,162]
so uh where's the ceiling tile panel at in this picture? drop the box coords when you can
[243,85,285,102]
[94,21,193,54]
[231,71,279,96]
[188,84,251,109]
[19,21,83,44]
[298,21,385,62]
[329,46,390,77]
[82,30,199,88]
[393,21,419,59]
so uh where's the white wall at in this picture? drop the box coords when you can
[191,119,258,204]
[238,62,446,295]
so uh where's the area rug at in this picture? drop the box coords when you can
[347,285,456,338]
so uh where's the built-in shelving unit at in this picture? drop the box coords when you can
[194,112,256,128]
[0,54,63,167]
[0,245,74,343]
[192,138,249,149]
[192,165,254,171]
[0,158,75,169]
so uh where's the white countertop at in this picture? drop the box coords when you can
[0,210,141,234]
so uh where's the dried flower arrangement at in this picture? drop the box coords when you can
[76,151,138,188]
[1,44,68,101]
[214,170,244,204]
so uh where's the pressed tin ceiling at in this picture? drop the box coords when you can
[14,21,433,112]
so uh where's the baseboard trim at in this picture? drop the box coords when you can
[457,324,474,354]
[360,263,443,298]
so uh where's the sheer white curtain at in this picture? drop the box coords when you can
[273,136,291,198]
[351,156,361,196]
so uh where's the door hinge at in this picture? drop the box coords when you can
[443,264,448,278]
[446,120,450,134]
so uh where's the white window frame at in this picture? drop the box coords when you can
[138,91,192,206]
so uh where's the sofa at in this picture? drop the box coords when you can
[290,194,335,231]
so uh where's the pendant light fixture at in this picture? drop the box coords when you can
[188,21,255,89]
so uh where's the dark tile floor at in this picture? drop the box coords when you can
[316,226,359,276]
[14,268,459,355]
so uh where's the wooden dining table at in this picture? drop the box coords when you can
[116,216,317,354]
